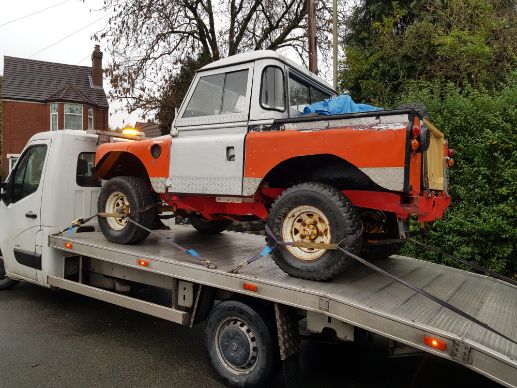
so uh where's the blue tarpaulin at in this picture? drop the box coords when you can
[303,94,382,116]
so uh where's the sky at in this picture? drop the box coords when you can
[0,0,141,128]
[0,0,338,129]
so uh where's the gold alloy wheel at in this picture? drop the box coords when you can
[281,205,331,261]
[105,191,130,231]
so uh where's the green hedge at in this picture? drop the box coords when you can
[397,79,516,278]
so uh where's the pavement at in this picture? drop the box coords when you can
[0,282,500,388]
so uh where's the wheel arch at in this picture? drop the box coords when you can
[258,153,380,192]
[96,151,151,184]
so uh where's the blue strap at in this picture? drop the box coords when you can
[186,249,200,257]
[67,227,75,235]
[260,245,273,257]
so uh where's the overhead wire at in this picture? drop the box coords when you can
[0,0,73,28]
[29,13,111,59]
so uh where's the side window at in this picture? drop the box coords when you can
[76,153,101,187]
[288,74,332,115]
[11,145,47,203]
[260,66,285,111]
[289,75,310,114]
[183,69,249,118]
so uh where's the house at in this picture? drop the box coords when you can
[1,45,109,177]
[135,121,162,138]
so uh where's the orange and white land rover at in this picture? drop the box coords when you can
[95,50,452,281]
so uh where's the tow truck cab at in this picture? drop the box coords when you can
[0,131,100,285]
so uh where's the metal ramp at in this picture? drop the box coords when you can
[49,226,517,387]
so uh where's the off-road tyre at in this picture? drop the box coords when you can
[190,215,232,235]
[397,102,429,119]
[0,256,17,290]
[205,300,277,387]
[267,182,363,281]
[98,176,156,244]
[397,102,431,152]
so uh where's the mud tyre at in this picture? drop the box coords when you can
[190,215,232,235]
[98,176,156,244]
[205,300,277,387]
[267,183,363,281]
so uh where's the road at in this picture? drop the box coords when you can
[0,282,500,388]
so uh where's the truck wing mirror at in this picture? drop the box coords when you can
[0,181,10,202]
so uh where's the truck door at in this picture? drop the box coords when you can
[170,63,253,196]
[0,141,49,280]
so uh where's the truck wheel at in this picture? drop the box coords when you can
[0,256,17,290]
[98,176,156,244]
[267,183,363,281]
[190,215,232,235]
[205,300,277,387]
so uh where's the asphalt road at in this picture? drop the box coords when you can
[0,282,500,388]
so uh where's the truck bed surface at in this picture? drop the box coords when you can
[50,226,517,387]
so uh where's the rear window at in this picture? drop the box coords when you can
[76,153,101,187]
[288,74,331,114]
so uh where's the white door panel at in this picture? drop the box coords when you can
[0,141,49,280]
[169,131,246,195]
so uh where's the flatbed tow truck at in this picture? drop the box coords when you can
[0,49,515,384]
[0,127,516,387]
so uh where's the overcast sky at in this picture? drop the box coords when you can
[1,0,337,129]
[0,0,141,128]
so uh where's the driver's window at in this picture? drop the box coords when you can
[11,145,47,203]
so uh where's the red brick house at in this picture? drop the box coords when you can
[1,45,109,177]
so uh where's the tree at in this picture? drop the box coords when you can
[340,0,517,104]
[98,0,338,117]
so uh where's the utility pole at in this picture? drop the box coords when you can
[332,0,338,89]
[307,0,318,74]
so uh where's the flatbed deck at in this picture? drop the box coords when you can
[49,226,517,387]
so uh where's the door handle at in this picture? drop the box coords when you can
[25,211,37,219]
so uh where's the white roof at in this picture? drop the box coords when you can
[200,50,334,92]
[29,130,99,142]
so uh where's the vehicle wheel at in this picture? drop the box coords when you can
[397,102,429,119]
[98,176,156,244]
[360,210,405,260]
[397,103,431,151]
[190,214,232,235]
[267,182,363,281]
[0,255,17,290]
[205,300,277,387]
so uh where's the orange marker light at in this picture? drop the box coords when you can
[447,158,455,168]
[243,282,257,292]
[137,259,149,267]
[411,139,420,151]
[424,336,447,351]
[65,242,73,249]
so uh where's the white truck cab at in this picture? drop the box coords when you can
[0,130,100,286]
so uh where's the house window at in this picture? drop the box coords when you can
[88,107,94,130]
[7,154,20,172]
[64,103,83,130]
[50,103,58,130]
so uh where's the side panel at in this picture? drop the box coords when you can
[244,126,408,194]
[95,135,172,192]
[169,131,246,195]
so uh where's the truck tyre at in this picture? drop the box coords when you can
[98,176,156,244]
[0,256,17,290]
[205,300,277,387]
[267,183,363,281]
[189,215,232,235]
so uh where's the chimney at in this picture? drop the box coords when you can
[91,45,103,87]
